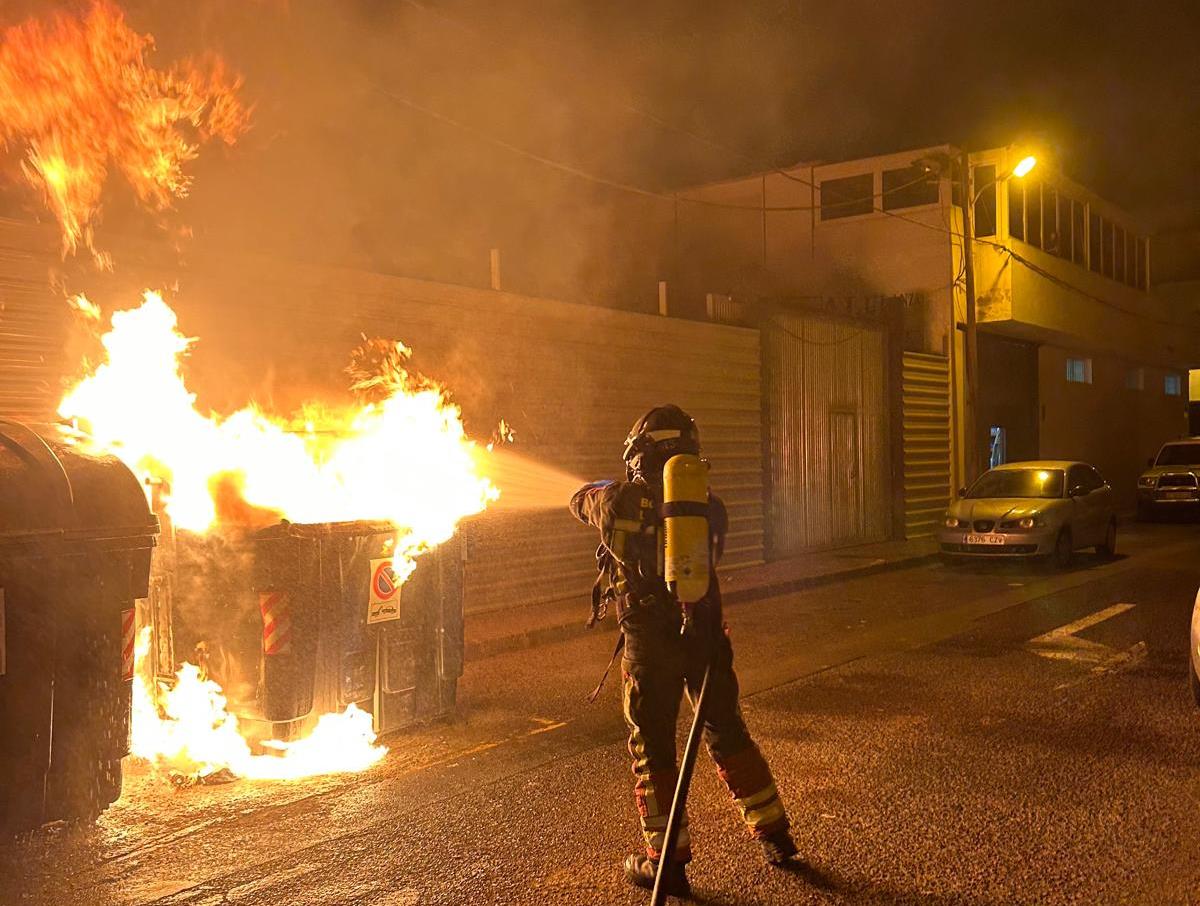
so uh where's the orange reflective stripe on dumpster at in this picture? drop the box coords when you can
[121,608,136,680]
[260,591,292,655]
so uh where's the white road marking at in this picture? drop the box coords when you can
[1028,603,1136,665]
[1054,641,1150,692]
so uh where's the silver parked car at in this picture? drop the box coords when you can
[1136,437,1200,521]
[937,461,1117,568]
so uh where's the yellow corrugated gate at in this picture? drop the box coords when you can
[0,220,764,617]
[901,351,952,538]
[763,312,890,557]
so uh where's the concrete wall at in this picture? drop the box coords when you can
[1036,345,1189,511]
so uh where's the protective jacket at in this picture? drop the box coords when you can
[569,478,727,627]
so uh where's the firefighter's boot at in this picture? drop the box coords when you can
[760,829,798,866]
[623,853,691,898]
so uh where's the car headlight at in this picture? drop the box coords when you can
[1017,515,1045,529]
[1138,476,1157,488]
[944,516,963,528]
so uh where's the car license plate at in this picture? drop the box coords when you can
[966,533,1006,545]
[1161,491,1194,500]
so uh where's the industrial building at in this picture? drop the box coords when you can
[670,143,1199,535]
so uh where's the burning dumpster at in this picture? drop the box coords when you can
[53,292,497,781]
[142,515,464,755]
[0,420,157,835]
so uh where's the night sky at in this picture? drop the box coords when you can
[331,0,1200,213]
[3,0,1198,291]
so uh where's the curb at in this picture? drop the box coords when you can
[464,550,940,662]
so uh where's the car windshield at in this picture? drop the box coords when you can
[1155,443,1200,466]
[966,468,1065,499]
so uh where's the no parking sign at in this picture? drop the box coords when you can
[367,557,402,624]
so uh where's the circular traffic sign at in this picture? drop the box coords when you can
[372,561,398,600]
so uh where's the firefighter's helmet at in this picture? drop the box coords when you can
[623,404,700,483]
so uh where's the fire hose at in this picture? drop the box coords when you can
[651,620,714,906]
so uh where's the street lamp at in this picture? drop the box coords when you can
[959,150,1036,487]
[971,154,1037,206]
[1011,155,1037,179]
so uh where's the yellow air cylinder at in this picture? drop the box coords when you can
[663,453,711,603]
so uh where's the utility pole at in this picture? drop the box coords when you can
[958,149,981,486]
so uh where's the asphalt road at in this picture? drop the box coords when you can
[4,521,1200,905]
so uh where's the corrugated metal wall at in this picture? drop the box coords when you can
[764,312,890,557]
[0,220,763,617]
[901,351,952,538]
[0,226,68,421]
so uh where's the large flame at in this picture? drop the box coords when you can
[131,628,386,780]
[59,290,498,583]
[0,1,249,261]
[68,292,499,781]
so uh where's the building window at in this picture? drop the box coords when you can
[820,173,875,220]
[1008,179,1024,241]
[1135,237,1147,290]
[882,166,939,211]
[989,426,1007,469]
[1126,367,1144,390]
[1088,210,1101,273]
[1114,225,1126,283]
[1101,219,1114,278]
[972,165,997,237]
[1043,186,1061,256]
[1166,373,1183,396]
[1026,182,1043,248]
[1066,357,1093,384]
[1071,200,1086,266]
[1125,234,1138,288]
[1054,192,1071,259]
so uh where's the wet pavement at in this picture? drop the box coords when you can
[4,521,1200,905]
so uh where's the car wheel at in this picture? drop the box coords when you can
[1053,528,1074,569]
[1096,519,1117,559]
[1191,663,1200,709]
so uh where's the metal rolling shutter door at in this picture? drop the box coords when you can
[901,352,952,538]
[0,234,67,422]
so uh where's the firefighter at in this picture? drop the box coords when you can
[569,404,796,897]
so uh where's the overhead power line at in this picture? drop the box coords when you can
[375,87,929,213]
[396,0,769,169]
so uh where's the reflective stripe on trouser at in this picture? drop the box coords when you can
[635,770,691,860]
[715,743,787,838]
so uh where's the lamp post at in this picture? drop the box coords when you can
[958,152,1036,487]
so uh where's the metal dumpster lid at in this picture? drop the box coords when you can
[248,519,398,540]
[0,419,157,546]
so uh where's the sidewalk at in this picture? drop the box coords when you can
[463,536,940,660]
